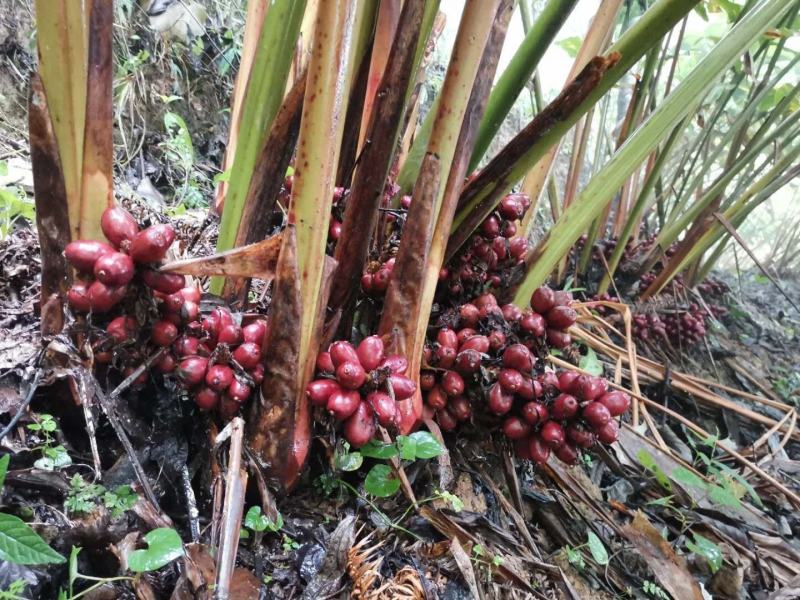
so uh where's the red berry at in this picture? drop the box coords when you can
[327,389,361,420]
[151,320,178,346]
[142,269,185,294]
[596,419,619,444]
[420,371,436,391]
[67,282,92,312]
[328,220,342,240]
[456,328,477,346]
[94,252,135,286]
[130,224,175,263]
[437,328,459,350]
[474,292,498,309]
[557,371,580,394]
[87,280,126,312]
[202,315,220,341]
[329,341,359,368]
[441,371,465,397]
[107,316,138,344]
[219,398,241,419]
[578,376,607,401]
[426,386,448,410]
[101,206,139,248]
[502,417,530,440]
[459,335,490,353]
[520,312,546,337]
[509,237,528,260]
[388,375,416,400]
[567,424,596,448]
[502,344,534,372]
[459,303,480,328]
[250,364,265,385]
[180,286,201,303]
[367,391,397,428]
[195,387,219,411]
[436,408,458,432]
[380,355,409,375]
[583,402,611,429]
[448,396,471,421]
[522,402,548,425]
[218,324,243,346]
[530,286,555,314]
[555,442,579,465]
[232,342,261,369]
[598,391,630,417]
[454,349,482,374]
[163,292,185,313]
[501,304,522,323]
[174,336,200,357]
[546,306,577,330]
[540,370,560,392]
[499,195,524,220]
[540,421,565,448]
[553,290,573,307]
[480,216,500,239]
[499,368,524,393]
[227,379,252,403]
[546,329,571,349]
[528,436,551,464]
[551,394,579,420]
[178,357,209,387]
[336,361,366,390]
[155,353,177,373]
[488,330,506,352]
[306,379,341,406]
[206,365,234,392]
[435,345,457,368]
[65,240,115,272]
[357,335,385,371]
[316,351,335,373]
[514,437,532,459]
[180,301,199,323]
[488,384,514,415]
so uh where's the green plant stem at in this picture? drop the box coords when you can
[336,479,422,540]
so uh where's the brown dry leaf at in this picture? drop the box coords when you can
[229,568,260,600]
[621,511,703,600]
[184,543,216,592]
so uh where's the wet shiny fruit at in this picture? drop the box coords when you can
[130,224,175,263]
[101,206,139,248]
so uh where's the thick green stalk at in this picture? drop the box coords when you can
[512,0,797,306]
[468,0,579,170]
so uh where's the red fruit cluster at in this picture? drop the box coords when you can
[440,193,531,296]
[529,285,577,349]
[168,305,268,418]
[306,336,415,448]
[503,370,629,465]
[361,258,395,296]
[66,207,178,313]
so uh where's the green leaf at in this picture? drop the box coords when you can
[128,528,184,573]
[358,440,399,459]
[0,454,9,490]
[438,490,464,512]
[244,506,283,533]
[645,495,674,507]
[671,467,707,490]
[557,35,582,58]
[579,347,603,376]
[398,432,444,460]
[363,464,401,498]
[586,532,609,565]
[68,546,80,591]
[0,513,65,565]
[335,450,363,472]
[637,450,672,490]
[708,484,741,508]
[686,534,723,573]
[564,545,584,569]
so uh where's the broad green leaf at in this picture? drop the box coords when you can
[244,506,282,533]
[557,35,582,58]
[335,450,363,472]
[0,454,9,489]
[406,432,444,459]
[363,464,401,498]
[0,513,65,565]
[579,347,603,376]
[687,534,723,573]
[396,436,417,461]
[708,484,741,508]
[586,532,609,565]
[128,528,184,573]
[358,440,399,459]
[671,467,707,490]
[637,450,672,490]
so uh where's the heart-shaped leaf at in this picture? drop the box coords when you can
[128,528,184,573]
[364,464,400,497]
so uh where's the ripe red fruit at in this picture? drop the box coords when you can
[357,335,385,371]
[546,306,577,330]
[509,237,528,260]
[151,320,179,346]
[474,292,498,309]
[516,377,540,400]
[598,391,631,417]
[195,387,220,411]
[250,364,265,385]
[441,370,465,397]
[101,206,139,248]
[499,195,524,220]
[142,270,185,294]
[514,437,532,459]
[219,398,241,419]
[435,345,456,368]
[202,315,220,340]
[107,316,138,343]
[454,349,482,374]
[233,342,262,370]
[130,224,175,263]
[65,240,115,272]
[306,379,341,406]
[555,442,579,465]
[367,391,397,427]
[437,328,459,350]
[426,386,448,410]
[163,292,185,313]
[567,424,596,448]
[502,344,534,372]
[316,351,335,373]
[213,306,234,329]
[546,329,571,349]
[174,336,200,357]
[528,436,551,464]
[540,421,566,448]
[93,252,135,286]
[328,220,342,240]
[381,355,409,375]
[521,402,548,425]
[178,357,209,387]
[163,312,182,326]
[388,375,416,400]
[459,303,480,327]
[530,286,555,314]
[87,280,126,312]
[460,335,490,353]
[480,215,500,239]
[553,290,573,307]
[502,417,530,440]
[578,376,607,401]
[499,368,524,393]
[436,408,458,431]
[501,304,522,322]
[180,286,201,303]
[218,324,243,346]
[557,371,580,394]
[583,402,611,429]
[67,282,92,312]
[336,361,366,390]
[596,419,619,444]
[448,396,472,421]
[227,379,252,403]
[456,328,477,346]
[420,371,436,391]
[520,312,546,337]
[329,341,359,368]
[488,330,506,352]
[540,370,560,392]
[206,365,234,392]
[551,394,579,420]
[488,384,514,415]
[327,389,361,420]
[155,353,177,373]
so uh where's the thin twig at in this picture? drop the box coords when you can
[0,370,42,441]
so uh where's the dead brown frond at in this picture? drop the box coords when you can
[346,534,385,599]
